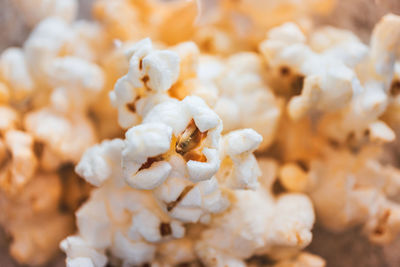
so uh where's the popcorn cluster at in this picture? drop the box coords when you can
[2,0,400,266]
[0,2,101,265]
[62,39,314,266]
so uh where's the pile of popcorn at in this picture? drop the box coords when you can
[1,0,400,266]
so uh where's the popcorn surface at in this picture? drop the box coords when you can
[61,36,316,266]
[2,0,400,267]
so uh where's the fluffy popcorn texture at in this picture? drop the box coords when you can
[91,0,335,55]
[0,171,75,266]
[0,2,106,265]
[47,56,105,112]
[110,38,180,129]
[0,109,91,265]
[305,146,400,244]
[3,0,400,266]
[62,45,278,264]
[24,17,106,92]
[13,0,78,26]
[65,11,400,267]
[315,14,400,144]
[24,108,97,167]
[259,22,363,120]
[0,47,35,102]
[0,130,37,193]
[210,52,281,150]
[218,128,263,189]
[294,15,400,142]
[193,0,335,54]
[247,252,326,267]
[195,158,315,267]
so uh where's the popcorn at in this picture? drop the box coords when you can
[0,8,106,266]
[24,17,106,92]
[259,22,362,120]
[0,82,10,103]
[24,18,73,85]
[257,252,326,267]
[24,108,97,167]
[212,52,281,150]
[62,175,188,266]
[4,1,400,267]
[0,172,74,265]
[0,130,37,193]
[218,128,262,189]
[46,56,105,112]
[62,37,280,265]
[13,0,78,26]
[0,106,19,132]
[110,39,180,128]
[317,14,400,143]
[92,0,144,42]
[75,139,124,187]
[194,0,335,54]
[0,47,35,102]
[123,123,173,189]
[60,236,107,267]
[195,159,315,266]
[305,146,400,244]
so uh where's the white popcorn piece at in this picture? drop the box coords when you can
[309,27,368,67]
[0,48,35,101]
[211,52,281,150]
[382,62,400,149]
[316,14,400,143]
[62,182,186,266]
[368,14,400,85]
[110,39,180,129]
[195,188,315,266]
[122,123,172,190]
[123,96,222,190]
[67,21,107,62]
[47,56,105,112]
[0,106,19,132]
[60,236,107,267]
[129,209,163,242]
[278,163,309,193]
[24,18,73,84]
[308,146,400,243]
[76,200,112,249]
[111,231,156,266]
[194,158,314,266]
[0,130,38,193]
[75,139,124,187]
[260,22,360,120]
[218,128,263,189]
[24,17,104,92]
[167,176,229,223]
[168,42,221,107]
[24,108,97,166]
[1,172,74,266]
[66,257,95,267]
[171,42,200,80]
